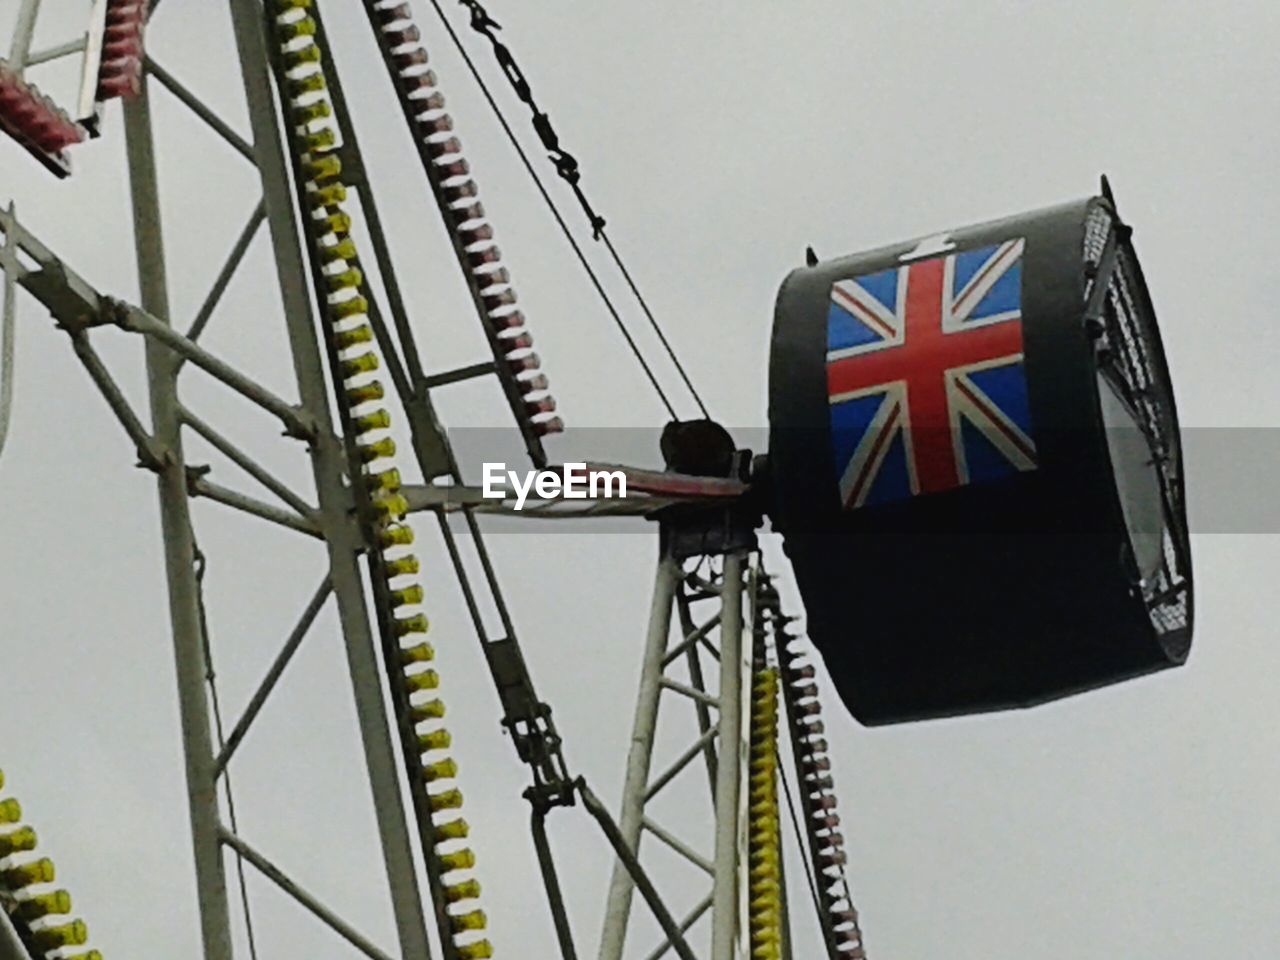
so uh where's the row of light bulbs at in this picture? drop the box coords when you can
[0,769,101,958]
[272,1,492,956]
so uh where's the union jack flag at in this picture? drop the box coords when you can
[826,238,1036,509]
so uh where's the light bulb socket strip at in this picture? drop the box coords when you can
[762,580,868,960]
[746,665,784,960]
[358,0,564,468]
[0,768,100,958]
[95,0,147,102]
[0,61,84,177]
[266,3,492,958]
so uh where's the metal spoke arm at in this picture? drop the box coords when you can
[433,508,575,806]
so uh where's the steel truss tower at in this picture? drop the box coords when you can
[599,549,751,960]
[0,3,864,960]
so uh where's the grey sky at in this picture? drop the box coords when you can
[1,2,1276,959]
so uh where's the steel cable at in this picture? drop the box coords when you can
[454,0,709,417]
[427,0,712,420]
[778,744,827,935]
[194,547,261,960]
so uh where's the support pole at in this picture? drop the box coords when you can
[220,830,397,960]
[531,808,579,960]
[122,86,235,960]
[581,781,698,960]
[224,5,433,957]
[0,204,18,462]
[146,56,255,161]
[0,911,30,960]
[183,200,266,346]
[216,576,332,775]
[117,304,314,439]
[710,552,747,960]
[69,331,166,468]
[24,36,86,67]
[8,0,41,71]
[599,554,679,960]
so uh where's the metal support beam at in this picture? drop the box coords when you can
[115,304,315,440]
[659,677,720,709]
[709,552,746,960]
[421,360,496,390]
[641,818,714,877]
[598,547,752,960]
[7,0,40,71]
[644,726,718,802]
[226,2,434,956]
[24,36,85,67]
[0,932,28,960]
[643,896,713,960]
[189,475,321,537]
[0,213,103,327]
[74,0,108,128]
[531,808,579,960]
[0,908,33,960]
[180,404,315,517]
[219,829,397,960]
[146,56,255,161]
[183,199,266,346]
[599,554,679,960]
[661,612,721,669]
[0,204,18,462]
[580,781,698,960]
[123,84,235,960]
[215,576,332,775]
[68,331,166,469]
[675,595,718,792]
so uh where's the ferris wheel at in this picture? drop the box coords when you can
[0,3,1193,960]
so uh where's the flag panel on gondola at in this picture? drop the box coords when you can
[826,239,1036,509]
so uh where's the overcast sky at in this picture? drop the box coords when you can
[1,2,1278,959]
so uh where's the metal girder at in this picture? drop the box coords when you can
[122,85,235,960]
[0,212,102,328]
[183,200,266,346]
[219,830,397,960]
[7,0,40,71]
[179,404,316,518]
[145,56,254,161]
[0,204,19,462]
[226,0,436,954]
